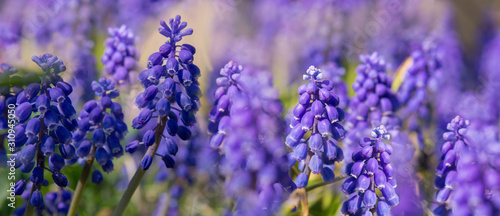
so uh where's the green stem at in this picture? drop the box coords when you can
[67,145,96,216]
[305,175,347,192]
[112,116,167,216]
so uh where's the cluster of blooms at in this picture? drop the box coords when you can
[101,25,138,84]
[446,124,500,215]
[344,53,399,163]
[321,62,349,109]
[127,15,200,171]
[285,65,346,188]
[433,116,470,214]
[13,182,73,215]
[219,69,289,215]
[71,77,127,181]
[341,126,399,215]
[11,54,78,209]
[208,61,243,148]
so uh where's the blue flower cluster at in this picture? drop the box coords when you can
[344,52,399,163]
[127,15,201,171]
[341,126,399,216]
[286,65,346,188]
[72,77,127,180]
[208,61,243,148]
[220,69,289,215]
[13,181,73,216]
[397,41,440,130]
[11,54,78,209]
[101,25,137,84]
[433,116,470,215]
[0,63,20,166]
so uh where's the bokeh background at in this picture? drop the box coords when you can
[1,0,500,215]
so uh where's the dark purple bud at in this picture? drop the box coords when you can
[164,139,178,156]
[107,134,123,157]
[321,167,335,182]
[363,189,377,208]
[325,105,339,123]
[52,172,68,187]
[30,190,44,208]
[351,161,365,178]
[156,98,171,117]
[178,69,192,86]
[295,173,308,188]
[55,126,72,145]
[35,94,50,115]
[380,98,393,114]
[311,101,324,118]
[49,87,66,103]
[376,200,390,216]
[179,49,193,64]
[162,154,175,168]
[347,194,361,214]
[383,163,394,179]
[57,101,76,119]
[95,147,110,166]
[293,104,306,119]
[166,119,178,136]
[180,110,196,126]
[309,154,323,174]
[102,114,116,134]
[102,159,114,173]
[88,107,103,125]
[125,140,141,154]
[92,129,106,147]
[289,124,306,142]
[141,154,153,170]
[159,43,172,57]
[176,92,192,111]
[49,154,65,171]
[14,180,26,195]
[148,52,163,68]
[300,112,314,131]
[317,118,331,137]
[375,141,386,153]
[76,140,92,158]
[24,83,40,100]
[30,166,44,184]
[144,86,158,102]
[20,144,37,164]
[56,81,73,95]
[298,92,311,106]
[92,170,103,184]
[143,130,156,147]
[15,102,32,122]
[356,174,370,192]
[366,158,378,175]
[177,126,192,140]
[309,133,323,152]
[165,58,179,75]
[380,151,391,164]
[324,140,338,160]
[59,143,76,160]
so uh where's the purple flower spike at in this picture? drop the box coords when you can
[342,126,399,215]
[287,66,346,188]
[102,25,137,84]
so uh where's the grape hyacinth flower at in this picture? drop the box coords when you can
[67,77,127,215]
[114,15,201,216]
[341,126,399,215]
[220,69,289,215]
[433,116,470,214]
[11,54,78,214]
[208,61,243,148]
[344,53,399,163]
[286,65,346,188]
[101,25,138,84]
[445,124,500,215]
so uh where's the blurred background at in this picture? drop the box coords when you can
[1,0,500,215]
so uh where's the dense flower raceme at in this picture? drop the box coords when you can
[344,53,399,163]
[444,125,500,216]
[219,70,290,215]
[10,54,78,210]
[478,31,500,123]
[433,116,470,215]
[208,61,244,148]
[128,15,201,171]
[13,182,73,216]
[286,65,346,188]
[102,25,138,84]
[341,126,399,215]
[71,77,127,180]
[397,41,440,125]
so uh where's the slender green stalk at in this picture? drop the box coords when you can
[67,145,96,216]
[112,117,167,216]
[305,175,347,191]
